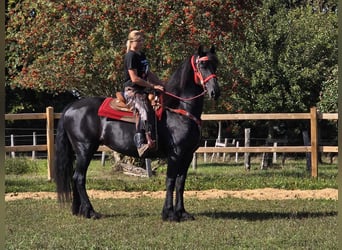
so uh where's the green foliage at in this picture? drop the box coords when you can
[221,0,337,113]
[5,0,337,114]
[318,65,338,113]
[5,157,39,175]
[6,0,260,99]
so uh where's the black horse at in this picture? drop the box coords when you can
[55,45,220,221]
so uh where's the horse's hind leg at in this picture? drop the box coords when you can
[72,143,101,219]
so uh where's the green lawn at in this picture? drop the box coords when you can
[6,197,337,249]
[5,157,338,249]
[5,157,338,193]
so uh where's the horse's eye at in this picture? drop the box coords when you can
[199,61,208,68]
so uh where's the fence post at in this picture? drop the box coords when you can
[204,140,207,162]
[222,138,228,162]
[310,107,318,178]
[272,142,277,164]
[46,107,54,181]
[101,151,106,166]
[235,141,239,163]
[302,130,311,171]
[10,134,15,158]
[244,128,251,170]
[145,158,153,177]
[32,132,36,160]
[192,153,197,170]
[218,121,222,141]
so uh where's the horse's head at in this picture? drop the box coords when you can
[192,45,220,100]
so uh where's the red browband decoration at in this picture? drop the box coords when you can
[191,55,217,85]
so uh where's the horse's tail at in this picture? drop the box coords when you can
[54,111,74,203]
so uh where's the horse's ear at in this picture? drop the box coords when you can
[198,45,205,56]
[210,45,216,54]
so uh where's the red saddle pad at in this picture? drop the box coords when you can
[98,97,134,122]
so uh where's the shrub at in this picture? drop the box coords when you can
[5,157,39,175]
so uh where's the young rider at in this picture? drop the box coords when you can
[123,30,164,157]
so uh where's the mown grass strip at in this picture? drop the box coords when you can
[6,198,337,249]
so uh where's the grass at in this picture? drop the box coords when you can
[5,157,338,249]
[6,198,337,249]
[5,156,338,193]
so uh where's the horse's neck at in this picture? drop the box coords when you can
[164,85,205,119]
[179,89,204,118]
[164,57,205,118]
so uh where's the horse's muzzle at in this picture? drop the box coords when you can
[210,89,220,100]
[207,79,220,100]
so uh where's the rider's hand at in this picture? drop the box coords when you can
[153,85,164,92]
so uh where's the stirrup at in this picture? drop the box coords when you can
[147,139,156,149]
[137,144,150,157]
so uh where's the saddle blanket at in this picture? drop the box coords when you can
[98,97,135,123]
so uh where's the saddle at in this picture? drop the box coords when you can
[98,93,135,123]
[98,92,163,123]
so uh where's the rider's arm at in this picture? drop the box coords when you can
[128,69,155,88]
[128,69,164,91]
[147,71,164,86]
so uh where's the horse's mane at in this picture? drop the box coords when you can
[166,56,193,93]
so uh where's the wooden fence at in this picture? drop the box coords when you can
[5,107,338,179]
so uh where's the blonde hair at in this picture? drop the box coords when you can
[126,30,144,52]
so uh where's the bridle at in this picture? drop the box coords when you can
[163,55,217,102]
[191,55,217,87]
[161,54,217,128]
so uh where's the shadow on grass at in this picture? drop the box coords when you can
[198,210,337,221]
[95,211,159,219]
[96,209,337,221]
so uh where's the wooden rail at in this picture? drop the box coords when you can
[5,107,338,179]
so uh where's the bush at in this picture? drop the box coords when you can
[5,157,39,175]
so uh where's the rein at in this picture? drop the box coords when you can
[163,90,207,101]
[160,55,216,128]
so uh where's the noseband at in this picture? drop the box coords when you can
[191,55,217,87]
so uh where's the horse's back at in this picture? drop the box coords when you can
[64,96,105,112]
[62,97,106,143]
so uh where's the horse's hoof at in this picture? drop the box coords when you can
[77,205,101,219]
[179,212,195,221]
[162,211,180,222]
[90,211,102,219]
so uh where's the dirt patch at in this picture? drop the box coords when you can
[5,188,337,201]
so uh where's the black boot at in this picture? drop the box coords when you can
[134,133,150,157]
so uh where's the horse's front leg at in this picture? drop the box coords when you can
[162,177,178,221]
[175,173,195,221]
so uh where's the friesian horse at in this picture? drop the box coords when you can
[55,45,220,221]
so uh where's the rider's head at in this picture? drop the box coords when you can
[126,30,145,53]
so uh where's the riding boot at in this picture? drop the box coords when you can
[145,131,156,149]
[134,133,150,157]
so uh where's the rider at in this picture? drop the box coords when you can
[123,30,164,157]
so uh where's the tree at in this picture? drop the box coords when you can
[6,0,260,99]
[317,65,337,113]
[220,0,337,114]
[6,0,337,116]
